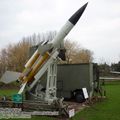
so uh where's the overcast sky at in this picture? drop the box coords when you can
[0,0,120,64]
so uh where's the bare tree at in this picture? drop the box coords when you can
[0,31,93,77]
[65,39,93,64]
[0,31,57,76]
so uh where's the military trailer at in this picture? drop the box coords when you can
[57,63,99,102]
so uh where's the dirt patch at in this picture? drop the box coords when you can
[0,83,19,90]
[65,101,89,113]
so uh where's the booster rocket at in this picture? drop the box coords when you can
[18,2,88,94]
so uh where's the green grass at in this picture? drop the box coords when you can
[0,82,120,120]
[0,89,18,97]
[71,82,120,120]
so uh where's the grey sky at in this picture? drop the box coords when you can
[0,0,120,64]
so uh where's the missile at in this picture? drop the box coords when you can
[50,2,88,50]
[18,2,88,94]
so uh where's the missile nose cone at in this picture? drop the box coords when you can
[69,2,88,25]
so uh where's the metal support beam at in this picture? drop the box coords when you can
[45,60,57,103]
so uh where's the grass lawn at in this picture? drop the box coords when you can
[0,89,18,97]
[0,82,120,120]
[72,81,120,120]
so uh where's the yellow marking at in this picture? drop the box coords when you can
[26,52,40,68]
[22,52,49,83]
[19,51,40,81]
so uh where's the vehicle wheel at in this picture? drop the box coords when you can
[75,93,85,103]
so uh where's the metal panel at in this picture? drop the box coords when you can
[28,63,96,99]
[57,63,94,98]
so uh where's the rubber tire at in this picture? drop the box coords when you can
[75,94,84,103]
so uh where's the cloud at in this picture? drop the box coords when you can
[0,0,120,63]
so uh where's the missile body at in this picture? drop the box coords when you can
[18,3,88,92]
[51,2,88,50]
